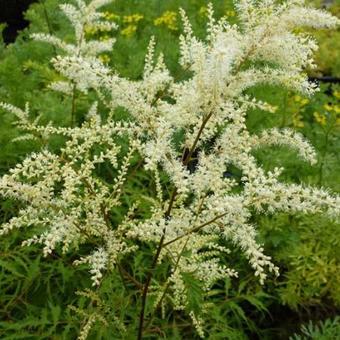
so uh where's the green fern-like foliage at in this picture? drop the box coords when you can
[290,317,340,340]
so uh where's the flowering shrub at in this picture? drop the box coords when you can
[0,0,339,338]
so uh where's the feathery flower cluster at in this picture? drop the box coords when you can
[0,0,339,337]
[31,0,116,95]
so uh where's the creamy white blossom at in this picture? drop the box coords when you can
[32,0,116,94]
[0,0,339,338]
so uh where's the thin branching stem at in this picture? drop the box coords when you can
[144,236,190,331]
[318,123,333,185]
[70,83,77,127]
[137,232,166,340]
[40,0,57,55]
[137,111,214,339]
[163,212,228,247]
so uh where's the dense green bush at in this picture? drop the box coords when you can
[0,1,339,339]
